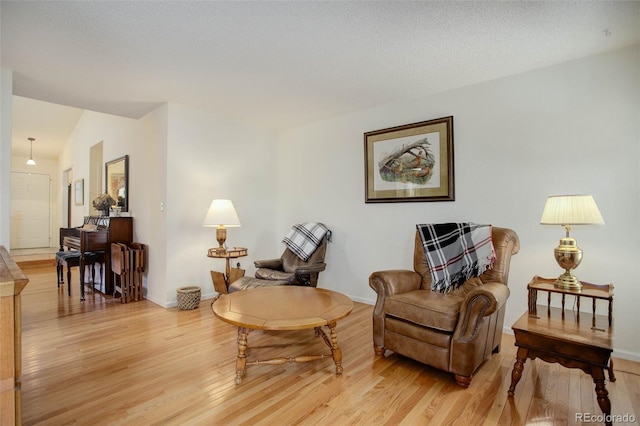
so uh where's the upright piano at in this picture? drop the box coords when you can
[59,216,133,294]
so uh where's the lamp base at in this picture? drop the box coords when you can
[554,271,582,291]
[553,236,583,291]
[216,227,228,254]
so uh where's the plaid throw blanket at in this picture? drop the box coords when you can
[417,223,495,293]
[283,222,329,261]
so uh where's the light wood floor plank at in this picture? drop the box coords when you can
[15,264,640,425]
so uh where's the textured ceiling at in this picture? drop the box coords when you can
[2,1,639,158]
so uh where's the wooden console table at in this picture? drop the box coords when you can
[508,276,614,425]
[0,246,29,425]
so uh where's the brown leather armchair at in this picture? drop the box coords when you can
[228,234,329,292]
[369,226,519,387]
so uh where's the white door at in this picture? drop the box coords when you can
[11,172,51,249]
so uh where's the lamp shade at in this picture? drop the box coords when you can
[203,199,241,227]
[540,195,604,225]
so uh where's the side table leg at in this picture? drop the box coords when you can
[592,367,612,426]
[235,327,249,384]
[508,347,529,397]
[608,358,616,382]
[327,322,343,375]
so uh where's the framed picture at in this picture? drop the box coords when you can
[105,155,129,212]
[364,116,454,203]
[74,179,84,206]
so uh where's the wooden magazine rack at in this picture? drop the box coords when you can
[111,242,146,303]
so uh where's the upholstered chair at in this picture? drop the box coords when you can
[369,226,519,387]
[228,234,329,292]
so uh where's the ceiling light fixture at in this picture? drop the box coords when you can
[26,137,36,166]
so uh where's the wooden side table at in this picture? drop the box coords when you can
[207,247,248,295]
[508,276,615,425]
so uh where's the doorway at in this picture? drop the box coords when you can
[62,168,72,228]
[10,171,51,249]
[89,141,103,216]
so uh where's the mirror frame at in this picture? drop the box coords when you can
[105,155,129,212]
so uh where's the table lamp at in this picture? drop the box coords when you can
[539,194,604,291]
[203,199,241,253]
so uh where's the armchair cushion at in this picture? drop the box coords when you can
[385,291,463,333]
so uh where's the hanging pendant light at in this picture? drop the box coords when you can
[26,137,36,166]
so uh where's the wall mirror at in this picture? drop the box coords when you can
[105,155,129,212]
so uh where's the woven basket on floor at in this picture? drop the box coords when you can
[176,286,201,310]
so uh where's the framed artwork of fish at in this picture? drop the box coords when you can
[364,116,454,203]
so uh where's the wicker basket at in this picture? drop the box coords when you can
[176,286,201,310]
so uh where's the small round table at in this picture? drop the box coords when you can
[212,286,353,384]
[207,247,248,294]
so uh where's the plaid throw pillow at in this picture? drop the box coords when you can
[283,222,329,261]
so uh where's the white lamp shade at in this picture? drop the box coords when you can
[540,195,604,225]
[203,199,241,227]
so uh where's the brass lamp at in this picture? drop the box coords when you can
[540,194,604,291]
[203,199,241,253]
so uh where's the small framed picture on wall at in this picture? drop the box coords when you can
[74,179,84,206]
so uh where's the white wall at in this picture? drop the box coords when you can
[55,102,281,307]
[138,105,168,306]
[163,104,280,305]
[277,46,640,360]
[0,69,12,246]
[59,111,145,227]
[58,109,151,295]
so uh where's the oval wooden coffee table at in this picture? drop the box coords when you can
[212,286,353,384]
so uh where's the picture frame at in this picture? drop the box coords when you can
[364,116,454,203]
[105,155,129,212]
[74,179,84,206]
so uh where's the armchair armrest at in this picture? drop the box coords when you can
[294,262,326,275]
[369,270,422,299]
[455,282,510,342]
[370,270,422,348]
[254,258,283,270]
[293,263,327,287]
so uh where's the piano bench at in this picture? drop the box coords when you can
[56,251,105,301]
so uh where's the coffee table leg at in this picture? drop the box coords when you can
[235,327,249,384]
[327,322,343,375]
[508,347,529,397]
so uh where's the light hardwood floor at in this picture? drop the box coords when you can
[17,262,640,425]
